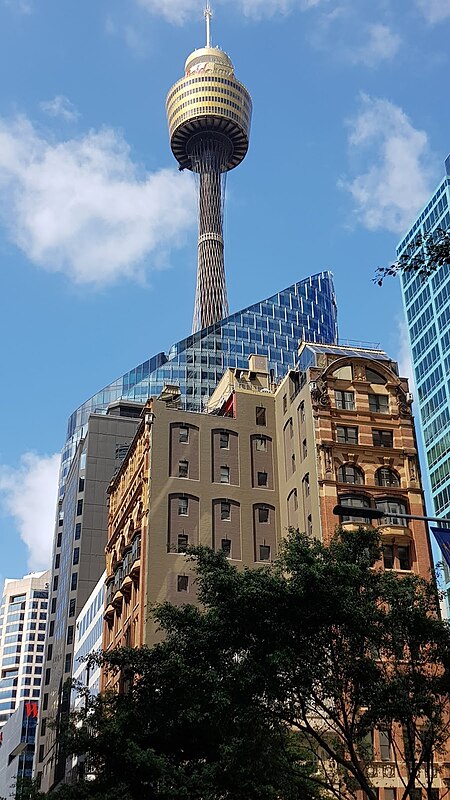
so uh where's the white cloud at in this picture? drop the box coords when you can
[350,24,401,67]
[0,116,196,286]
[342,95,438,234]
[0,453,60,571]
[136,0,323,23]
[2,0,32,13]
[416,0,450,23]
[40,95,80,122]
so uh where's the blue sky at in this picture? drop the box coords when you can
[0,0,449,583]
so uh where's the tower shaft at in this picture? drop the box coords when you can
[192,136,230,332]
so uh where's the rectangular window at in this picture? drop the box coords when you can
[177,534,188,553]
[177,575,189,592]
[73,547,80,565]
[283,394,287,413]
[258,507,269,523]
[220,432,230,449]
[255,437,267,452]
[179,427,189,443]
[369,394,389,413]
[78,477,85,492]
[302,439,307,458]
[257,471,268,487]
[178,497,188,516]
[256,407,266,426]
[75,523,81,540]
[398,545,411,571]
[303,474,310,497]
[43,694,48,711]
[300,402,305,423]
[220,466,230,484]
[335,390,355,410]
[373,429,393,448]
[336,426,358,445]
[259,544,271,561]
[221,501,231,521]
[44,668,51,686]
[49,621,54,637]
[67,626,74,645]
[178,460,189,478]
[383,545,394,570]
[54,554,60,570]
[56,531,62,548]
[71,573,78,591]
[52,576,58,592]
[379,730,391,761]
[76,499,83,516]
[50,598,56,614]
[64,654,72,674]
[221,539,232,557]
[47,644,52,660]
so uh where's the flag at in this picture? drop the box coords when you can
[431,526,450,569]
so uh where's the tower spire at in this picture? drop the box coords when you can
[204,1,212,48]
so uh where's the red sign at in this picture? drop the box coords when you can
[25,702,38,719]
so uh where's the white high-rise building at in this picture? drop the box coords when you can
[0,572,50,728]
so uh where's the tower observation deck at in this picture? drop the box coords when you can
[166,3,252,332]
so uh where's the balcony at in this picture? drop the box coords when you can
[378,523,413,542]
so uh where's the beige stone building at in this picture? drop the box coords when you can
[103,344,431,671]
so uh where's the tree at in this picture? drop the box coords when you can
[374,227,450,285]
[55,528,450,800]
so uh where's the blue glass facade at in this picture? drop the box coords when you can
[398,157,450,600]
[61,272,337,487]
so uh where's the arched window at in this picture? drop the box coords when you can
[337,464,364,485]
[366,368,386,385]
[339,495,371,524]
[375,498,408,526]
[375,467,400,487]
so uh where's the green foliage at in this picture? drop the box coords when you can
[52,528,450,800]
[374,227,450,285]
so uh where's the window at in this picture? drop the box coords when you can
[75,523,81,540]
[307,515,313,536]
[335,390,355,410]
[50,598,56,614]
[383,545,394,570]
[258,507,269,523]
[44,668,51,686]
[385,791,396,800]
[73,548,80,565]
[49,621,54,636]
[47,644,52,661]
[336,426,358,445]
[340,495,371,524]
[64,654,72,674]
[256,407,266,426]
[376,468,400,487]
[299,402,305,423]
[178,497,188,516]
[71,573,78,591]
[366,368,386,385]
[43,694,48,711]
[398,545,411,571]
[76,499,83,516]
[255,437,267,452]
[221,539,232,557]
[52,576,58,592]
[56,531,62,548]
[379,730,391,761]
[220,466,230,484]
[303,473,310,496]
[376,499,407,526]
[259,544,271,561]
[67,626,74,645]
[78,478,85,492]
[373,430,393,448]
[177,575,189,592]
[283,394,287,413]
[302,439,307,458]
[54,554,60,570]
[257,471,268,487]
[177,534,188,553]
[220,432,230,449]
[337,464,364,484]
[178,460,189,478]
[179,427,189,443]
[221,501,231,521]
[369,394,389,413]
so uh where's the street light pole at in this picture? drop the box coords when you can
[332,505,450,526]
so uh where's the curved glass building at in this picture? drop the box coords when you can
[61,271,337,488]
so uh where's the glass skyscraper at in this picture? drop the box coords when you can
[61,271,338,490]
[398,155,450,594]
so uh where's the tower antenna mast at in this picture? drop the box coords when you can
[204,1,212,48]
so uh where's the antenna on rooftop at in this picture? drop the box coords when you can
[204,1,212,47]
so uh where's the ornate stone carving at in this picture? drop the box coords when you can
[396,386,412,417]
[311,376,331,409]
[353,362,366,381]
[408,455,417,483]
